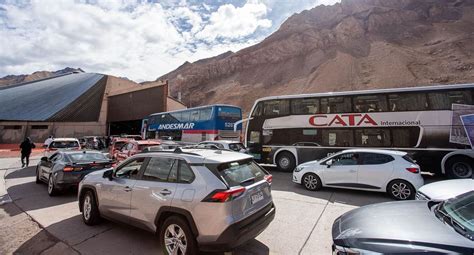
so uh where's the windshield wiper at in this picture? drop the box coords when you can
[435,203,471,240]
[240,177,256,185]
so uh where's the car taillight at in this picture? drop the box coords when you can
[406,167,419,173]
[203,187,246,202]
[63,166,83,172]
[264,175,273,184]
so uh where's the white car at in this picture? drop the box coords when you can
[416,179,474,201]
[43,138,81,157]
[197,140,247,153]
[292,149,424,200]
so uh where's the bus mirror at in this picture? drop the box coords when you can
[326,159,333,168]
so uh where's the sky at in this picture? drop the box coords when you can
[0,0,340,82]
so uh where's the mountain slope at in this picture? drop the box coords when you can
[158,0,474,113]
[0,67,84,86]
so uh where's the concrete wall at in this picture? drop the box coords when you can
[167,97,187,111]
[0,121,105,144]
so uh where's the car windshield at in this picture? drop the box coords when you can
[138,144,160,150]
[228,143,245,151]
[436,191,474,240]
[50,141,79,149]
[213,159,267,187]
[68,152,108,162]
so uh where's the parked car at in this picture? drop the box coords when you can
[197,140,248,153]
[120,134,142,140]
[416,179,474,201]
[115,140,161,162]
[82,136,107,150]
[332,191,474,254]
[78,148,275,254]
[293,149,424,200]
[43,138,81,158]
[36,151,113,196]
[109,138,130,159]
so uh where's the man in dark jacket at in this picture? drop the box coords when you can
[20,137,35,168]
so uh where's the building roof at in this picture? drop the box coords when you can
[0,72,106,121]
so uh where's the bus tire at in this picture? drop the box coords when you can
[276,151,296,172]
[445,156,473,179]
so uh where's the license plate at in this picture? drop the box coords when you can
[250,191,264,204]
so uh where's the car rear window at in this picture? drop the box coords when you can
[138,144,160,150]
[402,155,416,164]
[68,153,108,162]
[50,141,80,149]
[214,159,267,187]
[228,143,245,151]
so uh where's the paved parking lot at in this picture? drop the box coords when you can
[1,157,438,254]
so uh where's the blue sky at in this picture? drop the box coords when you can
[0,0,340,81]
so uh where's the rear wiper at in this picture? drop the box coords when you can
[240,177,255,185]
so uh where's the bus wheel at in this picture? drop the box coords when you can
[446,156,473,179]
[276,152,296,172]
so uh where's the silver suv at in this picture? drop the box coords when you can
[78,148,275,254]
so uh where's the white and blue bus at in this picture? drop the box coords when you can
[246,84,474,178]
[145,104,242,143]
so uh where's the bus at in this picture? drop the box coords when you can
[145,104,242,143]
[245,84,474,178]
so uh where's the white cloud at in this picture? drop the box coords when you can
[196,0,272,42]
[0,0,340,81]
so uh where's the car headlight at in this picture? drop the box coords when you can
[294,166,304,172]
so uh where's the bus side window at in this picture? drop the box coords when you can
[428,90,473,110]
[388,93,427,111]
[291,98,319,114]
[263,100,289,116]
[353,95,387,112]
[321,97,351,113]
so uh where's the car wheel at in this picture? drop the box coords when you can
[47,175,59,196]
[446,157,473,179]
[81,191,101,225]
[302,173,322,191]
[276,152,296,172]
[160,216,197,255]
[35,166,41,184]
[388,180,415,200]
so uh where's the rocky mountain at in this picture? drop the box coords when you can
[159,0,474,114]
[0,67,84,86]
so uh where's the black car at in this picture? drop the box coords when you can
[36,151,114,196]
[332,191,474,254]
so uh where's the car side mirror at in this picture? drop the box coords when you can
[326,159,333,168]
[40,157,48,162]
[103,169,113,180]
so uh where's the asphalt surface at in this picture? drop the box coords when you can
[1,156,440,255]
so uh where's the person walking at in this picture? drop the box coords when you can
[20,137,36,168]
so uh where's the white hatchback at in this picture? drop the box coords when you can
[292,149,424,200]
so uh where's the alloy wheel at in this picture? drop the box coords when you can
[164,224,187,255]
[304,174,318,190]
[391,182,411,200]
[48,176,54,194]
[83,195,92,221]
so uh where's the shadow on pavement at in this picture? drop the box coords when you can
[14,212,269,255]
[5,166,77,215]
[5,165,37,179]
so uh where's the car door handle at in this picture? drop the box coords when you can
[160,189,172,196]
[124,186,132,192]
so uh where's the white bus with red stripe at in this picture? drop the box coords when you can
[245,84,474,179]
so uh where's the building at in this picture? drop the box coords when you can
[0,72,186,143]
